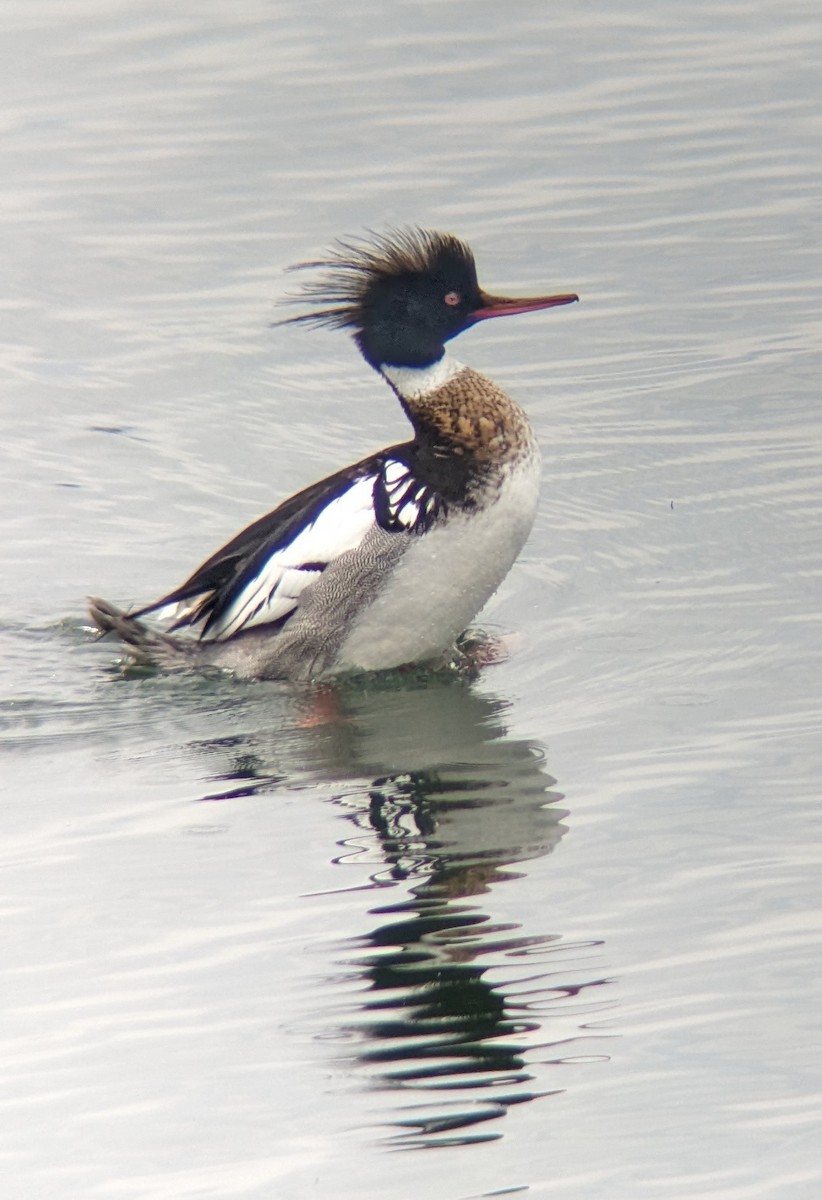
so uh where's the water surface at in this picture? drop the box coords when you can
[2,1,821,1197]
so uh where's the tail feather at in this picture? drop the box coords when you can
[88,597,195,669]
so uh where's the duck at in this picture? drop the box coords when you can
[89,228,578,680]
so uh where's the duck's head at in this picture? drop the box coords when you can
[284,227,578,370]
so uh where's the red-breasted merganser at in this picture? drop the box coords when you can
[89,228,578,680]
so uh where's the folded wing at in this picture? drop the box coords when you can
[132,457,382,640]
[202,474,378,638]
[130,446,447,643]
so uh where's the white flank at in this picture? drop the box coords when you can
[206,474,378,639]
[381,354,465,401]
[335,450,541,673]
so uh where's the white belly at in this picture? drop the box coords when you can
[333,454,540,673]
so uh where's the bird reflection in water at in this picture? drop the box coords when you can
[197,669,615,1147]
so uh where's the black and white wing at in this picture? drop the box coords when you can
[132,457,380,640]
[202,473,378,638]
[131,447,447,643]
[374,456,445,534]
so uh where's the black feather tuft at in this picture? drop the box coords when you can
[278,227,478,332]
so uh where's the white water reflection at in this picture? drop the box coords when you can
[182,676,613,1146]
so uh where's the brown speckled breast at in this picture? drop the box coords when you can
[400,366,536,465]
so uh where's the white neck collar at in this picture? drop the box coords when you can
[380,355,465,401]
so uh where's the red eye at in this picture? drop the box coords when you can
[443,291,461,307]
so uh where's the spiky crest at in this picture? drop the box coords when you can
[280,227,478,332]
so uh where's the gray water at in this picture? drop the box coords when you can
[2,1,821,1196]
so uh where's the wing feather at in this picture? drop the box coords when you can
[127,442,450,645]
[204,474,378,638]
